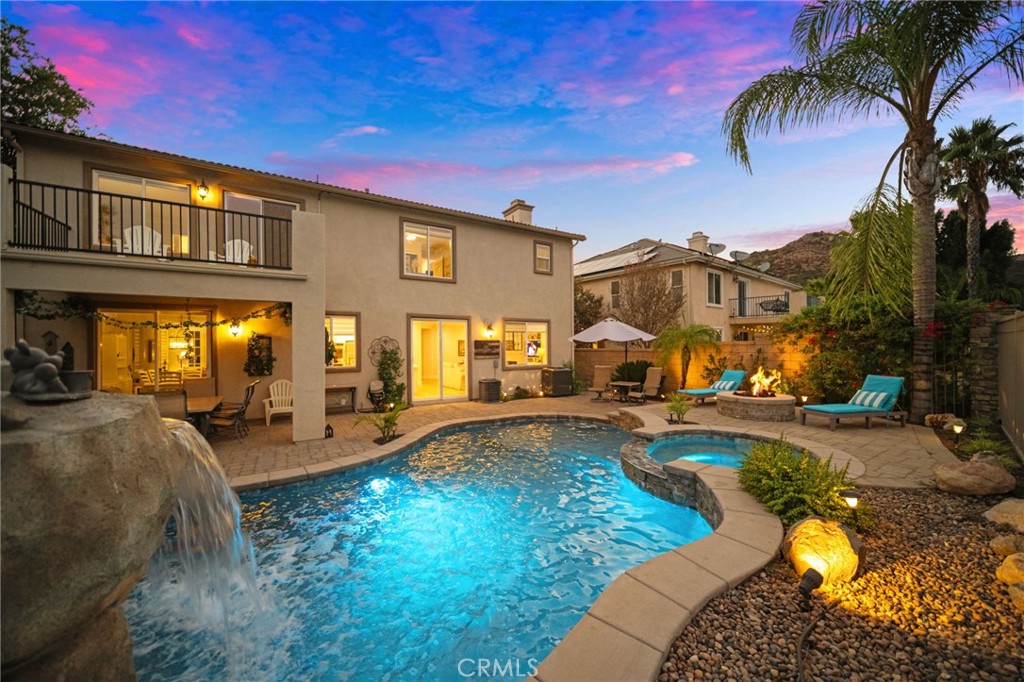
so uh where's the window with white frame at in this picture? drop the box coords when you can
[403,222,453,279]
[504,320,549,367]
[534,240,552,274]
[93,171,190,252]
[707,271,722,306]
[325,314,359,368]
[610,280,620,309]
[671,269,684,302]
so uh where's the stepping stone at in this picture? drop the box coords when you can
[984,498,1024,532]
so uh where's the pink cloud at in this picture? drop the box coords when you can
[34,25,109,53]
[987,194,1024,251]
[176,25,213,50]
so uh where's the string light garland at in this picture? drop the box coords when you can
[14,290,292,330]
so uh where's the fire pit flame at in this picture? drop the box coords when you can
[749,366,782,397]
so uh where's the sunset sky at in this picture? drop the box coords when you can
[3,1,1021,258]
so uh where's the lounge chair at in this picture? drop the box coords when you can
[680,369,746,404]
[208,379,260,440]
[263,379,293,426]
[588,365,613,401]
[627,366,663,404]
[800,374,907,431]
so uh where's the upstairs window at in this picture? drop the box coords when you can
[610,280,620,309]
[707,271,722,306]
[223,191,297,268]
[93,171,190,252]
[534,240,552,274]
[671,269,684,302]
[403,222,453,280]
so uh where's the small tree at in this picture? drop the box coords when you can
[654,324,721,390]
[1,20,94,169]
[377,347,406,405]
[574,282,605,334]
[617,257,682,340]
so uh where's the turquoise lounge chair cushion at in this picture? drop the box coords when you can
[679,369,747,397]
[803,375,904,414]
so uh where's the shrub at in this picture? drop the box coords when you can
[612,359,653,383]
[377,347,406,405]
[562,360,587,395]
[355,402,407,443]
[738,437,869,529]
[665,393,694,423]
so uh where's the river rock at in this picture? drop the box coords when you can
[1,392,187,679]
[995,554,1024,585]
[782,516,863,586]
[990,535,1024,557]
[1007,584,1024,613]
[933,460,1015,495]
[984,498,1024,532]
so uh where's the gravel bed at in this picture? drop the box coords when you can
[664,488,1024,682]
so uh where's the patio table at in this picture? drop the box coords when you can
[187,395,223,437]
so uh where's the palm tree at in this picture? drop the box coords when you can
[941,117,1024,298]
[654,324,721,390]
[722,1,1024,423]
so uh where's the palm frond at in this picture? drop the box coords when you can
[826,185,913,320]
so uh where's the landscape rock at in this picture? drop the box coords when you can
[995,554,1024,585]
[984,498,1024,532]
[933,460,1015,495]
[990,535,1024,557]
[782,516,862,586]
[1007,584,1024,613]
[1,393,187,678]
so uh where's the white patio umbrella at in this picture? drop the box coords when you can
[570,317,655,362]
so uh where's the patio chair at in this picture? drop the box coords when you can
[680,369,747,405]
[800,374,907,430]
[627,366,663,404]
[588,365,613,401]
[263,379,293,426]
[152,390,188,421]
[225,239,254,264]
[208,379,260,440]
[122,225,168,256]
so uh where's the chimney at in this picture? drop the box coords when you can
[687,231,709,254]
[503,198,534,225]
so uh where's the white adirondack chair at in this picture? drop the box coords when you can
[263,379,293,426]
[122,225,168,256]
[225,239,254,264]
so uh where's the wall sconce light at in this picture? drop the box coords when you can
[197,179,210,201]
[484,321,495,339]
[229,321,241,337]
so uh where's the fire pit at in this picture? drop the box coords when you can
[716,366,796,422]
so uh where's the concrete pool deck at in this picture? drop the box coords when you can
[209,394,957,682]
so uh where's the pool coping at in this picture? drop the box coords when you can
[227,407,865,682]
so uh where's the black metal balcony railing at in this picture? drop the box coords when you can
[9,179,292,270]
[729,294,790,317]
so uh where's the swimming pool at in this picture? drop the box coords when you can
[646,433,764,468]
[126,419,712,681]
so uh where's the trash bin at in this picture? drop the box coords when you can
[479,378,502,403]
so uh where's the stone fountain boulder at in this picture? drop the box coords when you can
[1,392,188,681]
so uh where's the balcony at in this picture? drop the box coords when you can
[729,294,791,318]
[8,179,292,270]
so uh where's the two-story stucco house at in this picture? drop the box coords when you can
[575,233,806,341]
[1,124,583,442]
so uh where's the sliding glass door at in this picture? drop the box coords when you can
[410,318,467,403]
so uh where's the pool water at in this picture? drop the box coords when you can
[646,434,760,468]
[126,420,712,681]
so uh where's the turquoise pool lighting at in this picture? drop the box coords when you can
[126,419,712,681]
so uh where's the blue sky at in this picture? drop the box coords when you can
[3,1,1021,258]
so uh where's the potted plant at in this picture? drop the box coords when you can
[355,401,408,444]
[665,393,694,424]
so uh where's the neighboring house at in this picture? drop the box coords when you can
[574,233,807,341]
[1,124,583,442]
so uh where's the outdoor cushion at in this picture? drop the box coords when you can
[711,380,736,390]
[849,390,889,409]
[803,403,889,415]
[680,387,721,396]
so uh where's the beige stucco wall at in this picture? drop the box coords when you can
[2,129,577,433]
[998,311,1024,457]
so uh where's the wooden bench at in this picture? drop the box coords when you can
[325,385,357,413]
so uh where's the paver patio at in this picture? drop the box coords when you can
[211,394,957,490]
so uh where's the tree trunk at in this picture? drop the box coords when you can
[965,196,982,298]
[904,127,940,423]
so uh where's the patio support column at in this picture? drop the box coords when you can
[289,210,326,442]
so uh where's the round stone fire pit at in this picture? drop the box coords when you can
[716,391,796,422]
